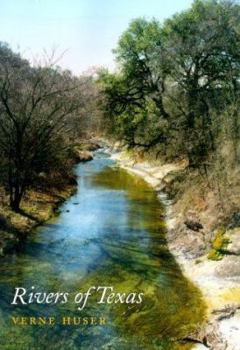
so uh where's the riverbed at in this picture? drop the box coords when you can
[0,152,204,350]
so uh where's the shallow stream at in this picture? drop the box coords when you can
[0,152,204,349]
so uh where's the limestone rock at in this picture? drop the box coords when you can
[183,321,227,350]
[216,256,240,278]
[74,150,93,162]
[224,228,240,255]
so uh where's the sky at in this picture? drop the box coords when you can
[0,0,193,75]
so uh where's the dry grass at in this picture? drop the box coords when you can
[0,182,76,237]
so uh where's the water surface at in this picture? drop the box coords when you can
[0,152,204,349]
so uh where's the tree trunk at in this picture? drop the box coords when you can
[10,198,20,212]
[8,162,25,212]
[10,186,23,212]
[153,95,170,119]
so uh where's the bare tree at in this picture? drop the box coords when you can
[0,47,81,211]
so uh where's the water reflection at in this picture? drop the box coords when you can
[0,153,204,349]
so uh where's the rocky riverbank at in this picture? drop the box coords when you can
[111,147,240,350]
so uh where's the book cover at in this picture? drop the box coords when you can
[0,1,239,349]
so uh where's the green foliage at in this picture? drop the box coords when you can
[98,0,240,166]
[208,229,229,260]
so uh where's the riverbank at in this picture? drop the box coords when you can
[0,150,206,350]
[0,180,77,256]
[111,147,240,350]
[0,140,100,256]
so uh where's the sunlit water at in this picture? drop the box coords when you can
[0,152,204,350]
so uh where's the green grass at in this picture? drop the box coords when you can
[208,229,229,261]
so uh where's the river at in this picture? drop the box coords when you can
[0,151,204,350]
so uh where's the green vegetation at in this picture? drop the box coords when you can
[0,0,239,259]
[97,0,240,231]
[208,229,229,260]
[98,0,240,165]
[0,162,205,349]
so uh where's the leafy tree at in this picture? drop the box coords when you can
[99,0,240,165]
[162,0,240,163]
[98,18,171,148]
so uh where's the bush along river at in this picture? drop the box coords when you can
[0,151,205,350]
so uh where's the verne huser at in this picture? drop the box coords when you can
[11,286,144,310]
